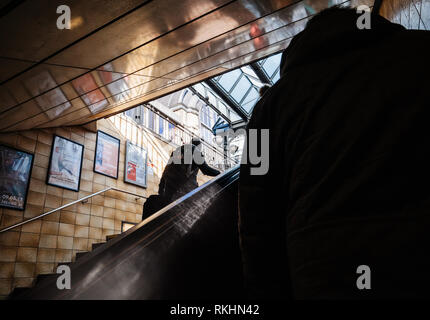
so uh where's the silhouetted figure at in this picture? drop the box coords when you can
[258,84,271,97]
[239,7,430,299]
[142,138,220,219]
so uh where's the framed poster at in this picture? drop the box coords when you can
[47,135,84,192]
[94,130,120,179]
[124,141,147,188]
[0,145,34,210]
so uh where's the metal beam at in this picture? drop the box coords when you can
[250,62,272,85]
[204,79,249,122]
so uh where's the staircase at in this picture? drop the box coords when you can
[8,234,120,300]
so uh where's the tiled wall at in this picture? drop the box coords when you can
[0,115,212,298]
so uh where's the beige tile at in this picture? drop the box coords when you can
[70,132,85,144]
[85,131,96,141]
[77,202,91,214]
[89,227,102,240]
[2,208,23,218]
[35,263,54,275]
[92,183,105,193]
[92,195,104,206]
[55,249,72,263]
[13,277,34,288]
[74,226,89,238]
[115,210,126,221]
[14,263,35,278]
[103,207,115,219]
[105,177,117,187]
[31,165,47,181]
[115,199,127,211]
[84,148,95,161]
[0,133,17,146]
[17,247,37,263]
[91,204,104,217]
[61,198,77,212]
[27,191,46,206]
[41,221,59,235]
[0,263,15,278]
[35,141,51,156]
[37,131,53,145]
[42,210,60,222]
[1,215,22,229]
[19,233,40,247]
[17,135,36,153]
[46,185,64,197]
[80,180,93,192]
[73,238,88,250]
[57,236,73,250]
[55,128,71,139]
[0,231,19,246]
[71,127,85,137]
[81,169,94,181]
[75,214,90,226]
[102,218,115,230]
[37,248,56,263]
[93,174,106,185]
[39,234,57,249]
[63,189,78,200]
[34,153,49,168]
[29,178,47,194]
[21,220,41,233]
[21,130,38,141]
[23,204,44,219]
[104,197,116,208]
[89,216,103,228]
[59,211,76,224]
[83,159,93,171]
[45,194,62,208]
[58,223,75,237]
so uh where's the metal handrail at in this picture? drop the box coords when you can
[0,187,147,233]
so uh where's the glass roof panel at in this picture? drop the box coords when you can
[230,75,251,103]
[241,87,259,113]
[262,53,282,78]
[218,69,241,92]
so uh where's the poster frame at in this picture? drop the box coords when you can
[124,140,147,188]
[0,144,34,211]
[93,130,120,179]
[46,135,84,192]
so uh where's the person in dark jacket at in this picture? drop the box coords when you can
[239,7,430,299]
[143,138,220,219]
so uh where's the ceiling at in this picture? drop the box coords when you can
[0,0,379,132]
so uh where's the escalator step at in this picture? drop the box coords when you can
[106,234,119,241]
[92,242,105,251]
[35,274,53,285]
[75,252,88,261]
[8,287,30,300]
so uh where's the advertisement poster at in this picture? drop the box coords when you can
[24,70,71,119]
[0,145,34,210]
[94,130,120,179]
[72,73,109,114]
[124,141,147,188]
[47,135,84,191]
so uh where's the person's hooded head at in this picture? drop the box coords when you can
[279,6,404,77]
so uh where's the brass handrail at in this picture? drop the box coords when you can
[0,187,147,233]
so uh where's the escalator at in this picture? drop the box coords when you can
[10,166,243,300]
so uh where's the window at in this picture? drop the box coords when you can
[148,110,155,131]
[159,116,164,136]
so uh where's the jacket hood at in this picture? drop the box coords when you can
[280,10,405,77]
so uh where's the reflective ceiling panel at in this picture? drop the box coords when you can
[0,0,379,132]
